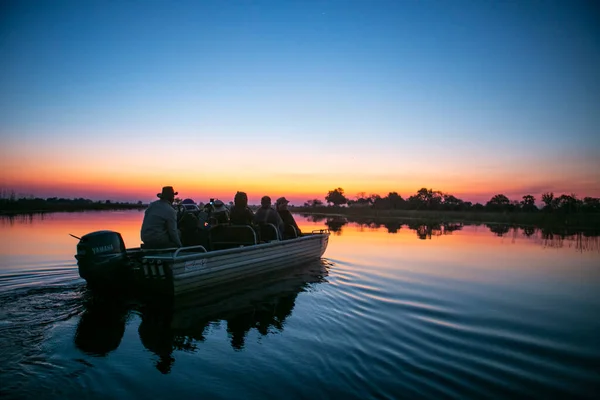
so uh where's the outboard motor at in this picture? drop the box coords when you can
[75,230,130,289]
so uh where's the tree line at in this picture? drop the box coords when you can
[302,187,600,213]
[0,190,145,213]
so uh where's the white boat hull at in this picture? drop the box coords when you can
[136,233,329,296]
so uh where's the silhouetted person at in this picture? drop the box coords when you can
[254,196,284,238]
[205,199,229,225]
[275,197,302,237]
[229,191,254,225]
[179,212,209,248]
[141,186,182,248]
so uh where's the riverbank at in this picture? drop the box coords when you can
[0,203,147,215]
[291,207,600,229]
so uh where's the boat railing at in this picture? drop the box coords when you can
[173,245,208,258]
[311,229,330,234]
[258,223,281,242]
[140,246,180,253]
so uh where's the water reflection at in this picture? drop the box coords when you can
[72,260,329,373]
[296,213,600,252]
[74,293,130,356]
[1,211,599,399]
[0,212,48,226]
[325,216,348,234]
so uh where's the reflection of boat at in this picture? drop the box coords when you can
[73,224,329,296]
[73,260,329,373]
[138,260,329,373]
[74,293,131,357]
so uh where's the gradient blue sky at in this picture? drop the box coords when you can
[1,0,599,204]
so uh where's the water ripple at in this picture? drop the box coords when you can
[305,257,600,399]
[0,221,599,399]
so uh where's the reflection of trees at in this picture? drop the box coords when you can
[383,220,402,234]
[398,221,463,240]
[0,213,48,226]
[299,214,600,252]
[522,226,536,237]
[325,217,348,234]
[443,223,463,234]
[537,227,600,252]
[487,224,511,237]
[301,214,327,223]
[353,218,382,231]
[137,261,329,373]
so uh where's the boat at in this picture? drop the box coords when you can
[73,223,330,296]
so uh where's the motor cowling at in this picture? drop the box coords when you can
[76,230,128,285]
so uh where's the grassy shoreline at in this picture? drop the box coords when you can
[291,207,600,229]
[0,204,146,215]
[2,204,598,230]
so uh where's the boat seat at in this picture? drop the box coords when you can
[258,223,280,242]
[283,224,298,239]
[209,224,258,250]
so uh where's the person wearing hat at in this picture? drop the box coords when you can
[140,186,183,249]
[253,195,284,238]
[275,197,302,237]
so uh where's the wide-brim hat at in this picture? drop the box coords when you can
[157,186,178,198]
[276,197,289,205]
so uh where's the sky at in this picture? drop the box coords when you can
[1,0,599,205]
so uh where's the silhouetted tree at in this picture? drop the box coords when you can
[407,188,443,210]
[520,195,537,212]
[555,194,581,213]
[303,199,323,207]
[486,194,510,212]
[386,192,405,209]
[325,188,347,207]
[582,197,600,213]
[541,192,555,212]
[370,194,384,209]
[442,194,464,211]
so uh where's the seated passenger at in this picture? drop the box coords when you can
[253,195,284,238]
[276,197,302,237]
[229,191,254,225]
[209,199,230,225]
[179,212,209,248]
[141,186,182,249]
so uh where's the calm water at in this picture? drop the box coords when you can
[0,211,599,399]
